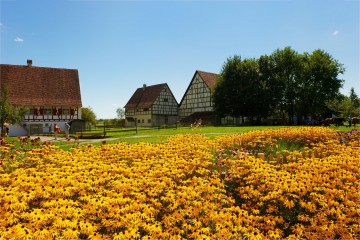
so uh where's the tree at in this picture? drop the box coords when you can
[214,47,346,125]
[213,55,242,118]
[258,54,283,117]
[270,47,303,124]
[326,88,360,117]
[81,107,97,127]
[349,87,360,109]
[0,84,27,137]
[116,108,125,119]
[234,58,263,121]
[214,56,271,123]
[299,49,344,118]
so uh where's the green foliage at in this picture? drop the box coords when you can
[213,55,242,118]
[213,47,345,124]
[213,56,270,122]
[103,118,125,127]
[0,84,28,136]
[349,87,360,109]
[326,88,360,117]
[116,107,125,119]
[81,107,97,126]
[271,47,303,123]
[299,49,345,117]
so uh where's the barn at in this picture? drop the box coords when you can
[124,83,178,127]
[178,70,219,125]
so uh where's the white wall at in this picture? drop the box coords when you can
[6,121,71,137]
[5,123,28,137]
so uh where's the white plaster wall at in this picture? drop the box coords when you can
[6,121,72,137]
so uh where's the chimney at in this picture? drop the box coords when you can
[27,59,32,67]
[143,84,146,91]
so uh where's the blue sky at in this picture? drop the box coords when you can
[1,0,359,119]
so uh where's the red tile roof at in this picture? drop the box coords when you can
[196,70,219,89]
[124,83,168,109]
[179,70,219,105]
[0,64,82,107]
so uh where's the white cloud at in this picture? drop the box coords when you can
[111,103,119,107]
[332,30,339,36]
[14,36,24,42]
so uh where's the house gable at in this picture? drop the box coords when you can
[124,83,178,127]
[179,70,219,119]
[152,85,178,115]
[124,84,167,109]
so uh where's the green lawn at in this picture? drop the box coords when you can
[88,125,290,144]
[3,124,358,151]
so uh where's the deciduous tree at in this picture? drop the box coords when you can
[299,49,344,118]
[116,108,125,119]
[326,88,360,117]
[81,107,97,127]
[270,47,302,124]
[214,47,346,125]
[0,85,27,136]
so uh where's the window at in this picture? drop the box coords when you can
[138,119,140,123]
[143,108,149,111]
[148,119,151,123]
[165,116,168,124]
[63,109,69,115]
[163,98,168,102]
[142,119,144,123]
[44,109,52,115]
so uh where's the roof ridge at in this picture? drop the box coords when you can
[0,63,78,71]
[196,70,219,75]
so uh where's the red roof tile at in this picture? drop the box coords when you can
[196,70,219,89]
[0,64,82,107]
[124,83,168,109]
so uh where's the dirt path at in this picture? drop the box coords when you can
[31,136,119,144]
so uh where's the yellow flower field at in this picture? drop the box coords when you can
[0,127,359,239]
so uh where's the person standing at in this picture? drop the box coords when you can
[54,123,60,140]
[64,122,71,140]
[348,114,352,127]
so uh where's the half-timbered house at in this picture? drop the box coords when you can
[179,70,219,125]
[0,60,82,136]
[124,83,178,127]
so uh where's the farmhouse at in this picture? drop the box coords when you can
[0,60,82,136]
[124,83,178,127]
[179,70,219,125]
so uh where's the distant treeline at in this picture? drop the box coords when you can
[213,47,359,124]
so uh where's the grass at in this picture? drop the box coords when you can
[2,124,359,151]
[89,126,290,145]
[101,125,288,137]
